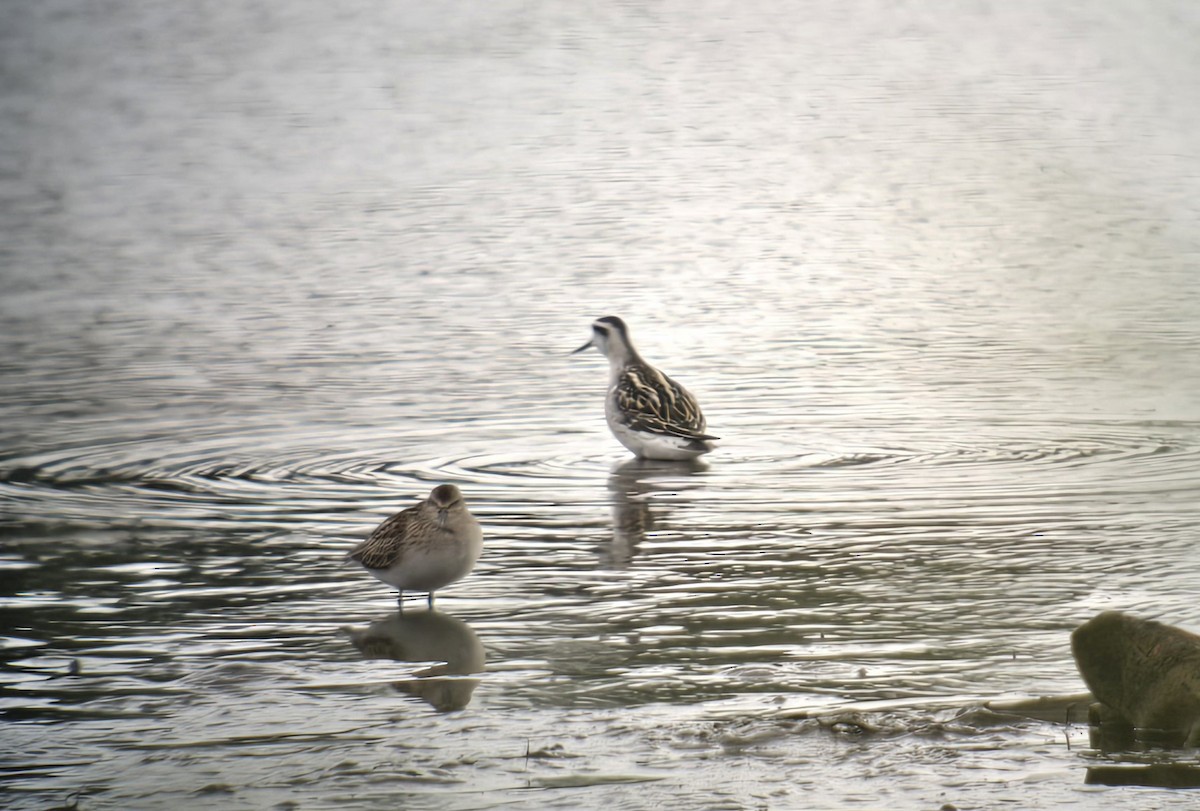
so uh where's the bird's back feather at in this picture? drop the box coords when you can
[348,506,417,570]
[614,364,717,440]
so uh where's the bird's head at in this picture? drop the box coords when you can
[571,315,632,360]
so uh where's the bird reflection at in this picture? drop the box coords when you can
[343,610,485,712]
[606,457,708,567]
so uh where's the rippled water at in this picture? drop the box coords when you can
[3,0,1200,808]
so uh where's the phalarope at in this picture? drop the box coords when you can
[348,484,483,609]
[572,316,717,461]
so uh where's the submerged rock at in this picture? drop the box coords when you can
[1071,611,1200,747]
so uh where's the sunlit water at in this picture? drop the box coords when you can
[3,0,1200,808]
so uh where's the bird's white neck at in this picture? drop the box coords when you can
[605,344,644,379]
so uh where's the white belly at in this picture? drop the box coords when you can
[608,416,714,461]
[369,527,482,593]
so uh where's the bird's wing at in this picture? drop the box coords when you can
[614,364,717,440]
[347,507,413,570]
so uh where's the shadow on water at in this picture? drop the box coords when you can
[1078,713,1200,789]
[342,609,485,712]
[605,457,709,568]
[1085,762,1200,789]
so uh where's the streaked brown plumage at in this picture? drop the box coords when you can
[348,484,483,609]
[614,363,712,441]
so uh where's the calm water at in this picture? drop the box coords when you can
[3,0,1200,808]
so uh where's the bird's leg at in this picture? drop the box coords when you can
[427,592,435,610]
[397,591,405,613]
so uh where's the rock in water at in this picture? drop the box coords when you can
[1071,610,1200,746]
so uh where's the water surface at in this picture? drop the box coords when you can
[2,0,1200,808]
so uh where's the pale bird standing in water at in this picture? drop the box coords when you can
[347,484,482,610]
[572,316,717,461]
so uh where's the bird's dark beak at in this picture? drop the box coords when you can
[437,509,448,529]
[570,338,594,356]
